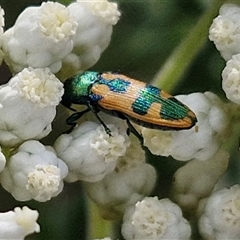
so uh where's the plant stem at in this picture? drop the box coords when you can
[87,197,114,239]
[151,0,227,92]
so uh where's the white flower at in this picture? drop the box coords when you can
[85,137,156,219]
[0,5,5,65]
[0,67,63,147]
[0,140,68,202]
[16,67,64,107]
[78,0,121,25]
[209,3,240,61]
[142,92,228,161]
[0,146,6,173]
[0,5,4,34]
[198,185,240,239]
[122,197,191,240]
[171,149,229,214]
[57,0,120,80]
[2,2,77,73]
[222,53,240,104]
[54,121,130,182]
[0,206,40,239]
[39,2,77,42]
[94,238,113,240]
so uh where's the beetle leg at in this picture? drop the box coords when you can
[116,112,143,143]
[125,118,143,144]
[67,106,77,112]
[65,108,90,133]
[87,102,112,136]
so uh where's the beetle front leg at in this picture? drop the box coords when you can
[125,118,143,144]
[87,102,112,136]
[65,108,90,133]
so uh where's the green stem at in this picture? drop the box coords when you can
[222,123,240,153]
[2,146,13,160]
[151,0,227,92]
[86,197,114,239]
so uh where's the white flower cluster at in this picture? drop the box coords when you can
[0,57,67,215]
[2,0,121,79]
[198,185,240,239]
[0,206,40,239]
[78,0,120,25]
[171,149,229,214]
[54,121,130,182]
[58,0,120,80]
[122,197,191,240]
[0,140,68,202]
[0,67,63,147]
[209,4,240,61]
[84,136,156,219]
[0,1,235,239]
[209,3,240,104]
[0,1,122,238]
[0,5,4,65]
[2,2,77,74]
[222,54,240,104]
[141,92,228,161]
[0,146,6,173]
[94,238,113,240]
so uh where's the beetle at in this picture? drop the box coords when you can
[61,71,197,139]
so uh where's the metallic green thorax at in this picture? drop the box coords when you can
[61,71,99,107]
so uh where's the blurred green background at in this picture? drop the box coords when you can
[0,0,228,239]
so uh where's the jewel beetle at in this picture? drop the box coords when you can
[61,71,197,139]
